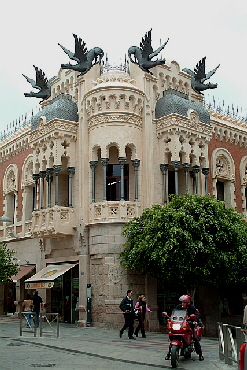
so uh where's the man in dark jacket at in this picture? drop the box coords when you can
[119,290,135,339]
[32,291,43,327]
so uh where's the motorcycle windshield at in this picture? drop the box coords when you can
[171,309,186,322]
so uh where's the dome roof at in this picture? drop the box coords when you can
[30,94,78,131]
[155,89,210,125]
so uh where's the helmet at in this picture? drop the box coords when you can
[179,294,191,303]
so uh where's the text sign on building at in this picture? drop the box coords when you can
[25,282,54,289]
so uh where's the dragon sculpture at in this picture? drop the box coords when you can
[23,66,51,101]
[128,29,169,74]
[58,34,104,76]
[182,57,220,94]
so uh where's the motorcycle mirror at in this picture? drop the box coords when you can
[162,312,168,317]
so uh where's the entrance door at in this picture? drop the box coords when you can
[50,264,79,323]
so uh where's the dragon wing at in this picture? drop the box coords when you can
[194,57,206,82]
[182,68,194,77]
[58,41,80,63]
[22,74,40,90]
[203,64,220,82]
[73,34,88,62]
[33,66,49,91]
[140,29,153,60]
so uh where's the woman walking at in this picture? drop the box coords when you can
[22,294,33,328]
[134,295,151,338]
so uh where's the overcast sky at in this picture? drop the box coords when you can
[0,0,246,134]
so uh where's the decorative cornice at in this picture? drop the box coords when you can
[88,113,142,129]
[154,113,212,138]
[29,118,78,143]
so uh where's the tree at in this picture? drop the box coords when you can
[121,194,247,297]
[0,243,19,283]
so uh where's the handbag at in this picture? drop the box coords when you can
[134,308,140,318]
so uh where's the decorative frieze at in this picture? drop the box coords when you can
[88,113,142,129]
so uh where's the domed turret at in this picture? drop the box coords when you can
[155,89,210,125]
[30,94,78,130]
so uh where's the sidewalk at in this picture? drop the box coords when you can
[0,316,238,369]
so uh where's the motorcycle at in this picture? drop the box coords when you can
[162,309,203,368]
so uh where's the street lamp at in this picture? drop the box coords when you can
[0,216,12,222]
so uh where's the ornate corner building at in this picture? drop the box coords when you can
[0,57,246,335]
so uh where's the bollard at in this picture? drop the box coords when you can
[239,340,247,370]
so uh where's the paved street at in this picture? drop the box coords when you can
[0,316,237,369]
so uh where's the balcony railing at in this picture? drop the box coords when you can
[31,206,76,238]
[89,201,141,223]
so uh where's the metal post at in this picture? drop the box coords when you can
[67,167,75,208]
[46,168,54,208]
[53,165,62,206]
[32,174,40,211]
[192,165,201,194]
[202,168,210,194]
[182,163,190,193]
[171,161,180,195]
[101,158,109,201]
[90,161,98,203]
[118,157,126,201]
[39,171,46,209]
[160,164,168,204]
[131,159,140,202]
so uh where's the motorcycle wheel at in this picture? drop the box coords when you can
[171,345,180,368]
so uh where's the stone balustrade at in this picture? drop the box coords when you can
[89,201,141,223]
[31,206,76,238]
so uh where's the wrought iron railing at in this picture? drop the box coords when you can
[218,321,246,365]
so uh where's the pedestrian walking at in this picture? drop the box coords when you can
[119,290,135,339]
[22,294,33,328]
[134,295,151,338]
[31,291,43,327]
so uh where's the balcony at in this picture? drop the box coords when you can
[89,201,141,224]
[31,206,76,238]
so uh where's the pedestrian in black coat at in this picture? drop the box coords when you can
[119,290,135,339]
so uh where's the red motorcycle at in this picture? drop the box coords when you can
[162,309,203,368]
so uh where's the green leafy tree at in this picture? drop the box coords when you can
[0,243,19,283]
[121,194,247,297]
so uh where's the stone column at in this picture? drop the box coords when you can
[132,159,140,202]
[101,158,109,201]
[160,164,168,204]
[39,171,46,209]
[53,165,62,206]
[182,163,190,193]
[192,165,201,194]
[171,161,180,195]
[202,168,210,194]
[46,168,54,208]
[89,161,98,203]
[67,167,75,208]
[118,157,126,201]
[32,174,40,211]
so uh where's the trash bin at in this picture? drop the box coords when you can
[239,340,247,370]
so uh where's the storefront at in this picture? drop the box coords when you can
[25,263,79,323]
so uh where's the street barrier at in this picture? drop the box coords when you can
[20,311,37,337]
[40,313,59,338]
[20,312,59,338]
[218,322,247,366]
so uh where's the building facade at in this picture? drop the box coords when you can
[0,58,246,335]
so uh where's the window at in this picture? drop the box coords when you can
[106,164,129,201]
[216,181,224,201]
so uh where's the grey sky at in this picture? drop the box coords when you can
[0,0,246,133]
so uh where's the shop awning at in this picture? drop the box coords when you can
[11,265,36,282]
[24,263,77,289]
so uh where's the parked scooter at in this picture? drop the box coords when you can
[162,309,203,368]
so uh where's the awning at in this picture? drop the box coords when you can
[24,263,77,289]
[11,265,36,282]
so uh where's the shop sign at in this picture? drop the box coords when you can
[25,281,54,289]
